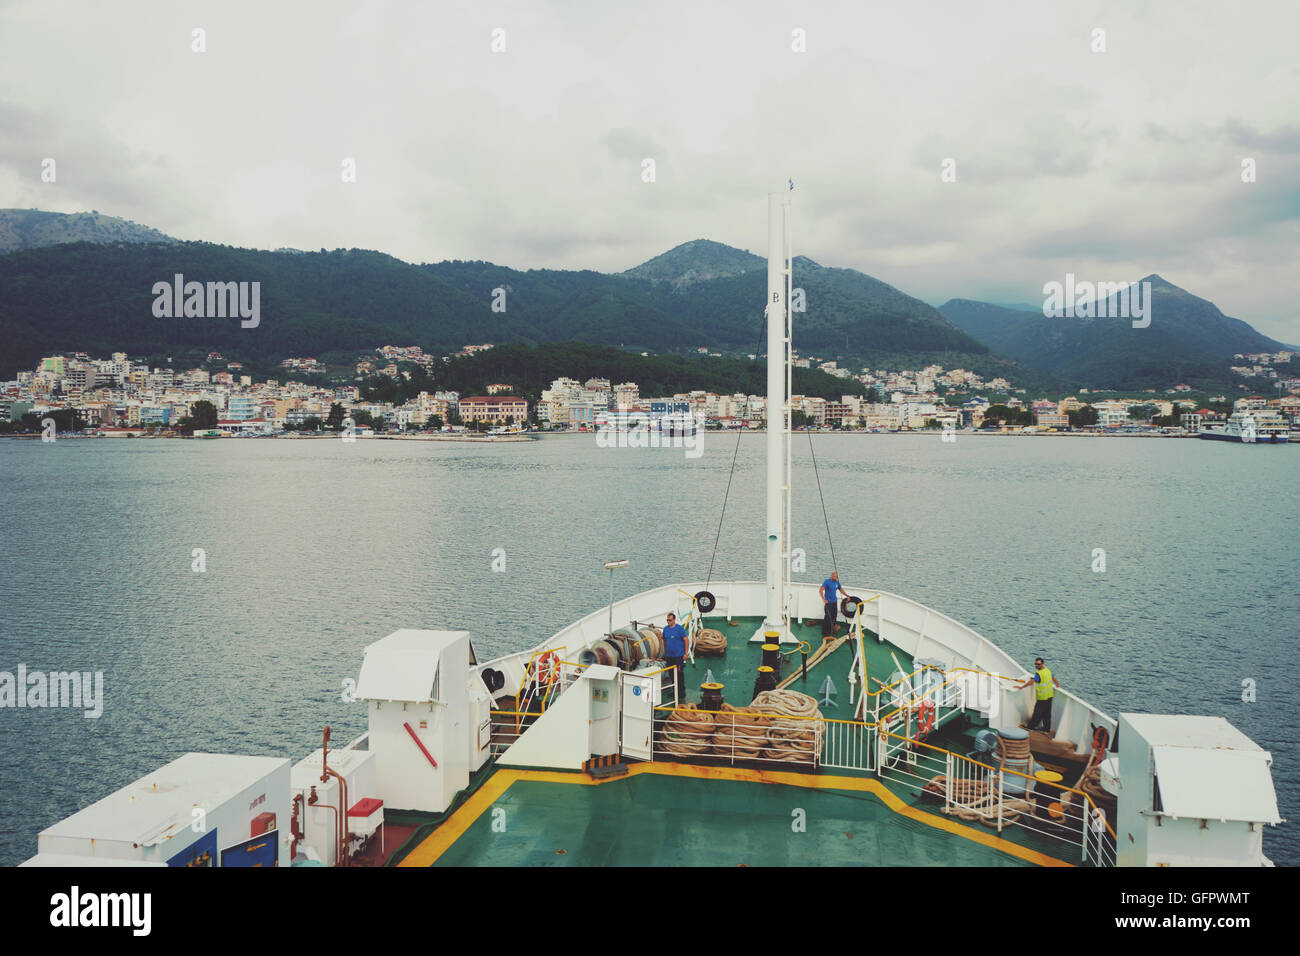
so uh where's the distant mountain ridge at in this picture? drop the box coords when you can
[939,276,1285,389]
[0,222,991,376]
[0,209,175,253]
[0,211,1282,392]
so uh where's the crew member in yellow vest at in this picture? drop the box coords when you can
[1016,657,1061,732]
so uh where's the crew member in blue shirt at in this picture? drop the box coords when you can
[819,572,852,639]
[661,612,689,704]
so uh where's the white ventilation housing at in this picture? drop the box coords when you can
[1117,713,1282,867]
[356,629,472,814]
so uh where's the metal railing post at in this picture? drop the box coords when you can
[944,751,953,814]
[996,771,1004,832]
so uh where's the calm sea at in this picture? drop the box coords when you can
[0,433,1295,866]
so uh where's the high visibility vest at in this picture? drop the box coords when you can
[1035,667,1054,701]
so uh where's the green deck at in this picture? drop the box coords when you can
[402,615,1078,867]
[431,773,1035,867]
[674,613,909,712]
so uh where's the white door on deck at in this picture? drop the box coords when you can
[620,672,656,761]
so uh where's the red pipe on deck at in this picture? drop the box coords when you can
[403,722,438,768]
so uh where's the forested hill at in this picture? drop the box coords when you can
[939,276,1285,390]
[0,235,988,376]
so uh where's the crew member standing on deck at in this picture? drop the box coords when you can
[661,613,689,704]
[819,572,851,640]
[1017,657,1061,732]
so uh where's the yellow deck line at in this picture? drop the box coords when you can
[399,761,1071,868]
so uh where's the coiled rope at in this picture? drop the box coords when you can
[694,628,727,656]
[924,775,1035,826]
[659,703,714,756]
[635,626,664,660]
[750,689,824,762]
[711,703,770,759]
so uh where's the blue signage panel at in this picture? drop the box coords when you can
[220,829,279,868]
[166,828,217,867]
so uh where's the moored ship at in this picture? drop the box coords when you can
[1199,408,1290,443]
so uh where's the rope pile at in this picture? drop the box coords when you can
[750,690,824,762]
[711,703,770,759]
[636,626,664,660]
[694,628,727,656]
[995,735,1032,762]
[924,774,1036,826]
[923,775,991,802]
[1064,764,1110,814]
[659,703,714,756]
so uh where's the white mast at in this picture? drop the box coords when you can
[758,191,794,643]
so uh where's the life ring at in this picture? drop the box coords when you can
[535,652,561,685]
[695,590,717,613]
[1090,725,1110,768]
[917,700,936,737]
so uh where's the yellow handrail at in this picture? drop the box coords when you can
[946,666,1024,684]
[877,726,1118,841]
[512,645,566,731]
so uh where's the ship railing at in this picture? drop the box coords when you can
[859,665,945,724]
[820,718,874,772]
[876,728,1117,866]
[511,645,569,731]
[485,671,589,755]
[878,670,967,741]
[941,667,1118,762]
[487,710,528,756]
[648,704,876,772]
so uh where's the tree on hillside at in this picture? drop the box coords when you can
[981,404,1031,426]
[191,400,217,429]
[326,403,346,431]
[1067,404,1099,428]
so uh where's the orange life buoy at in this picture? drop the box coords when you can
[536,651,561,685]
[917,700,936,737]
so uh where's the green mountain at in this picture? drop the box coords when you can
[0,209,175,254]
[0,232,991,377]
[939,277,1284,390]
[622,238,764,287]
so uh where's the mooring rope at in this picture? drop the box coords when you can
[806,428,838,580]
[705,314,769,589]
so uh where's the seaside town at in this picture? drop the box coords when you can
[2,344,1298,439]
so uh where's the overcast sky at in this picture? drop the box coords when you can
[2,0,1298,342]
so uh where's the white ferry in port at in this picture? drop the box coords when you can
[1198,411,1290,444]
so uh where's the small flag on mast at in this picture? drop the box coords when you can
[788,177,794,191]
